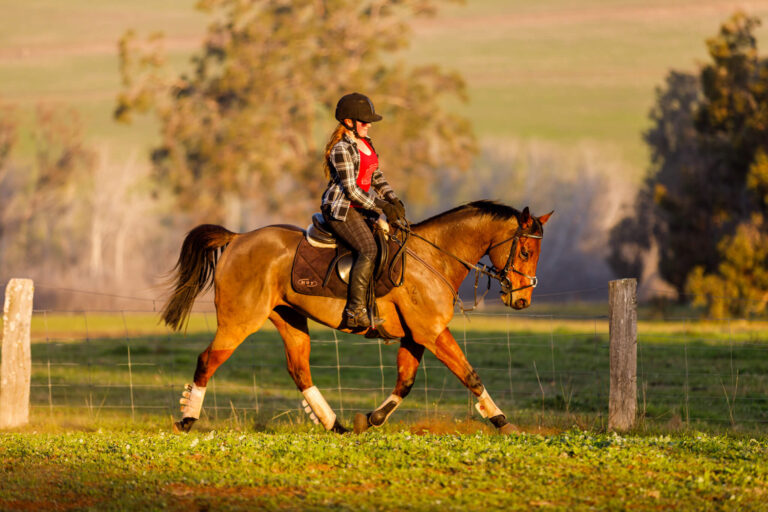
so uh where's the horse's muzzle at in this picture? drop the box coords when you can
[501,293,529,309]
[513,297,529,310]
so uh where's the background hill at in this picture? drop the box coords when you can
[2,0,768,305]
[3,0,767,170]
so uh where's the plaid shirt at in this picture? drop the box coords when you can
[321,133,397,221]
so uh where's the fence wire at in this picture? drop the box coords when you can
[23,306,768,430]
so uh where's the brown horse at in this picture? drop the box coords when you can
[163,200,551,434]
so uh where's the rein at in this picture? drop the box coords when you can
[391,219,543,312]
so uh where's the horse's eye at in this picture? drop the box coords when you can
[521,248,529,260]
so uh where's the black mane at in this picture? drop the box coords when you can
[414,200,522,227]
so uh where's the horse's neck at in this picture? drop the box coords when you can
[415,214,501,283]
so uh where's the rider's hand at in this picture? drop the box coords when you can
[390,197,406,221]
[375,198,400,223]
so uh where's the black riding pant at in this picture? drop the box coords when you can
[321,206,377,261]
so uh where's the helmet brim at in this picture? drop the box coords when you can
[359,113,383,123]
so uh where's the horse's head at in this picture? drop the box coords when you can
[488,207,552,310]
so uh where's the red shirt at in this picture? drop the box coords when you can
[356,139,378,193]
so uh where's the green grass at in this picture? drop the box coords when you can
[4,311,768,509]
[1,429,767,510]
[13,311,768,434]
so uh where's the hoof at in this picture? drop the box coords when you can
[353,413,371,434]
[498,422,520,435]
[173,417,197,433]
[331,419,350,434]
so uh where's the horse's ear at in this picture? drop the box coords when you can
[538,210,554,225]
[521,206,531,225]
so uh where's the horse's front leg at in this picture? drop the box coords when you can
[430,327,517,434]
[354,336,424,433]
[270,306,348,434]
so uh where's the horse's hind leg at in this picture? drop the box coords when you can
[354,336,424,433]
[428,327,516,434]
[269,306,348,434]
[174,322,258,433]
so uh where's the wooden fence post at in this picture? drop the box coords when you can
[0,279,34,428]
[608,278,637,431]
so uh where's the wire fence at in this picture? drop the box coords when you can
[21,301,768,431]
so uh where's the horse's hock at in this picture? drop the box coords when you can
[0,278,34,429]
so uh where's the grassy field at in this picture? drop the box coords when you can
[1,428,767,510]
[2,0,768,173]
[11,310,768,433]
[2,311,768,509]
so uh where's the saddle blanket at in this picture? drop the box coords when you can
[291,236,404,299]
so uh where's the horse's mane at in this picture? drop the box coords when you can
[413,200,522,228]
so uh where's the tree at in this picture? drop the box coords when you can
[608,12,768,313]
[687,214,768,317]
[608,71,703,290]
[0,105,96,281]
[115,0,476,227]
[0,104,18,258]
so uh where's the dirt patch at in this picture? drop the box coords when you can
[166,483,306,511]
[0,495,97,512]
[166,483,304,499]
[409,417,495,435]
[306,463,334,472]
[0,465,98,511]
[408,417,563,436]
[517,425,563,436]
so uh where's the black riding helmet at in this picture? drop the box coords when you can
[335,93,382,135]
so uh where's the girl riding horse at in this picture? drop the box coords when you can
[321,93,405,329]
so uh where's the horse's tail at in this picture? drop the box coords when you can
[161,224,237,331]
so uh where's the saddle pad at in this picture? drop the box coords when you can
[291,236,403,299]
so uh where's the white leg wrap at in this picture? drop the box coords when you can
[373,394,402,423]
[301,386,337,430]
[474,388,503,419]
[180,383,206,419]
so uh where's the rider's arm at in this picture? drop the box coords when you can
[371,167,397,203]
[330,142,378,211]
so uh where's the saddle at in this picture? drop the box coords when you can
[291,213,405,301]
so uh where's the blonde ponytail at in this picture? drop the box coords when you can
[323,123,350,178]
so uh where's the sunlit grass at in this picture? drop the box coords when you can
[0,429,766,510]
[2,310,763,436]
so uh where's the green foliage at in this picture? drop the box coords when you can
[116,0,476,225]
[610,12,768,314]
[1,430,767,510]
[687,215,768,317]
[608,70,702,288]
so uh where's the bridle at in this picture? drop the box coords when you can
[487,225,542,295]
[393,217,543,311]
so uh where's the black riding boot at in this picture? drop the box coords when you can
[345,254,375,329]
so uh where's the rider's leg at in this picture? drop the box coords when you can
[270,306,348,433]
[322,207,378,328]
[346,253,375,327]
